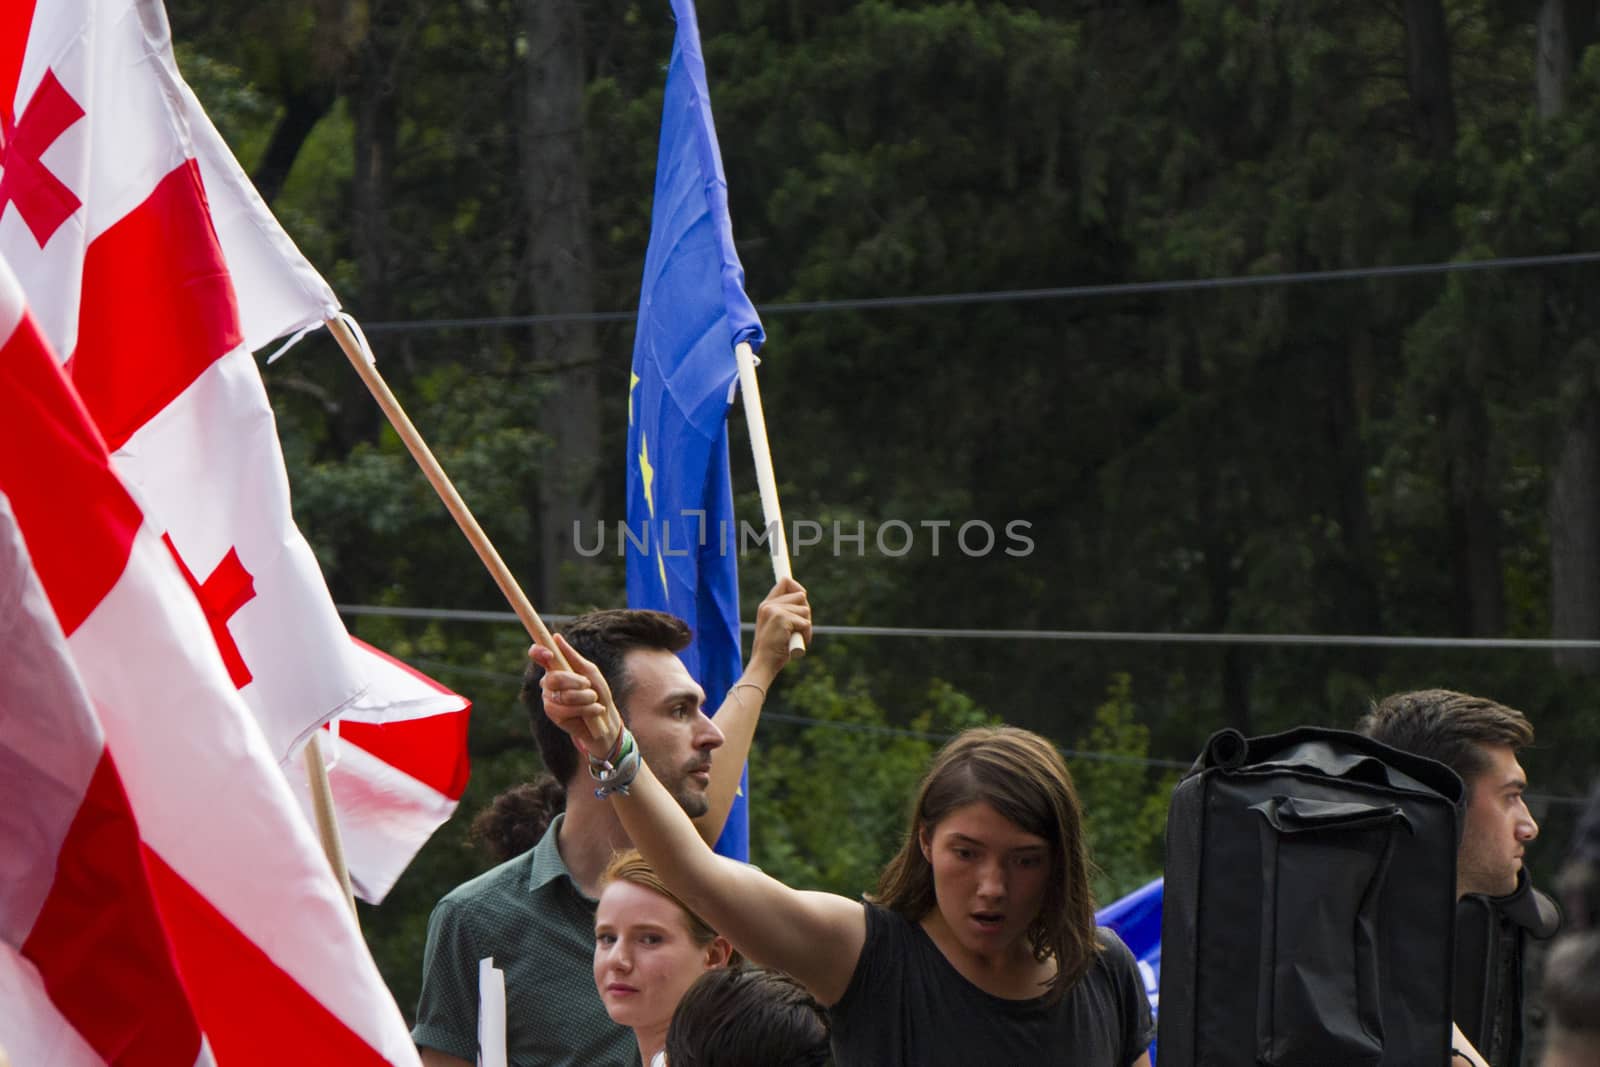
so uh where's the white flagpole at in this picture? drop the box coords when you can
[734,340,805,657]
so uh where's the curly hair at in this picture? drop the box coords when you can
[469,777,568,862]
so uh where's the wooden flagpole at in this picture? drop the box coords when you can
[734,340,805,658]
[287,316,600,914]
[303,731,358,917]
[323,317,602,733]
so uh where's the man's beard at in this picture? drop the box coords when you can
[670,757,713,818]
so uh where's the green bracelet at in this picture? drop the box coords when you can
[588,728,640,798]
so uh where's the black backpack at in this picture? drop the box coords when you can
[1158,726,1465,1067]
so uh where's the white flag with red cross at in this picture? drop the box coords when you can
[0,0,469,902]
[0,254,421,1065]
[304,638,474,903]
[1,0,355,760]
[0,0,476,902]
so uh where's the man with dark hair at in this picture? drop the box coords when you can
[524,609,733,822]
[1357,689,1560,1067]
[413,579,811,1067]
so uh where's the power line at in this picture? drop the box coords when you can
[406,655,1191,771]
[761,713,1587,808]
[338,604,1600,649]
[357,249,1600,333]
[400,658,1594,809]
[759,711,1194,770]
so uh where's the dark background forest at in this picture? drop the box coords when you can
[168,0,1600,1013]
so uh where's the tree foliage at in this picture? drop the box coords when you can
[1072,674,1175,904]
[167,0,1600,1013]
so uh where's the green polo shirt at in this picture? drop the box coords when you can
[412,814,639,1066]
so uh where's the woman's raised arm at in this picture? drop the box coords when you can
[534,635,866,1005]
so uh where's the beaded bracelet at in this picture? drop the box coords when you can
[588,728,641,799]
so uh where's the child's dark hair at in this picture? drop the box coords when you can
[666,966,831,1067]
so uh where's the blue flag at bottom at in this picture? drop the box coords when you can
[1097,877,1162,1060]
[625,0,764,860]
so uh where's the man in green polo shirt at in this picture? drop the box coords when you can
[413,578,811,1067]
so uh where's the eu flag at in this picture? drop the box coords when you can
[1096,877,1162,1060]
[625,0,763,860]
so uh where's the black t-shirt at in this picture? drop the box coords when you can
[829,903,1154,1066]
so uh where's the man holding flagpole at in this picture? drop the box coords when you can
[416,0,808,1058]
[413,581,810,1067]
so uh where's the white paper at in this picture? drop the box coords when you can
[477,957,507,1067]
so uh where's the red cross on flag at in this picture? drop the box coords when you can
[0,0,471,903]
[0,255,420,1064]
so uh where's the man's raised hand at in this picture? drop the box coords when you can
[750,577,812,678]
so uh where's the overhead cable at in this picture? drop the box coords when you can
[358,250,1600,333]
[397,661,1593,808]
[337,604,1600,650]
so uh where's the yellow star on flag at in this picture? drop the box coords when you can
[639,432,656,518]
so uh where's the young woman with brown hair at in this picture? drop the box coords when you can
[535,636,1153,1066]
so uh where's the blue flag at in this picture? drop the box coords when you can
[625,0,764,860]
[1096,877,1162,1060]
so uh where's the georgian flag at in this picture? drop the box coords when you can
[306,639,473,903]
[0,255,421,1064]
[0,0,469,901]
